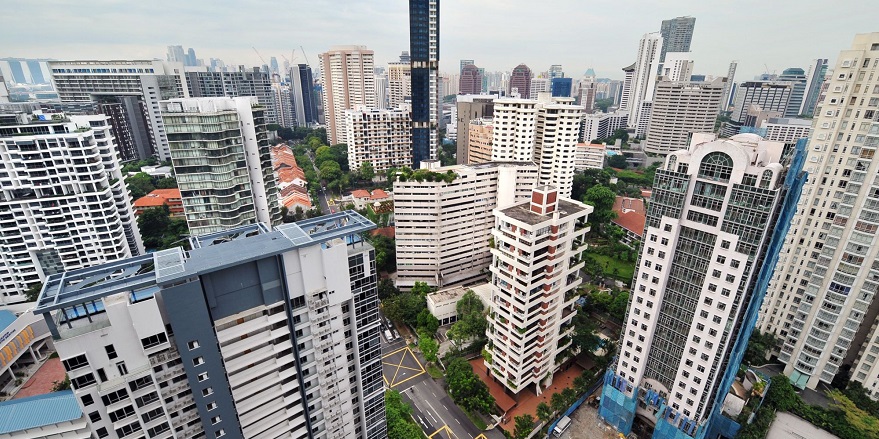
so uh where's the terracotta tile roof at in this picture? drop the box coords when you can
[370,189,389,200]
[351,189,371,199]
[370,227,395,239]
[133,188,182,208]
[612,196,647,236]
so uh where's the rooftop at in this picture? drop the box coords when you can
[0,310,15,332]
[0,390,82,434]
[133,188,182,208]
[499,198,590,226]
[33,212,375,315]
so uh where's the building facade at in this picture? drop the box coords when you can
[490,98,538,162]
[800,58,829,117]
[660,53,694,82]
[533,96,583,198]
[291,64,319,127]
[319,46,377,145]
[629,33,663,137]
[0,110,143,303]
[49,60,189,160]
[185,68,277,124]
[778,67,808,118]
[575,143,606,170]
[581,110,629,143]
[644,79,725,155]
[599,133,806,439]
[161,97,281,236]
[508,64,532,98]
[459,64,482,95]
[409,0,440,168]
[485,185,592,394]
[387,62,411,109]
[344,106,413,174]
[551,77,572,98]
[757,33,879,393]
[33,212,386,439]
[759,117,812,145]
[394,161,538,289]
[467,118,494,164]
[659,16,696,64]
[530,78,551,100]
[455,95,495,164]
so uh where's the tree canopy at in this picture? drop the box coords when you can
[385,390,423,439]
[513,414,535,439]
[446,356,494,414]
[448,290,487,345]
[138,205,189,250]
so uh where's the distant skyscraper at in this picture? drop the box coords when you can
[551,77,573,97]
[271,81,295,128]
[399,51,411,63]
[167,45,185,63]
[644,78,725,154]
[291,64,318,126]
[319,46,377,145]
[161,97,281,236]
[549,64,564,79]
[388,62,412,108]
[729,81,793,124]
[629,32,663,136]
[185,67,278,123]
[659,16,696,63]
[459,64,483,95]
[185,47,198,67]
[375,72,389,109]
[721,61,738,111]
[345,105,413,173]
[578,81,597,114]
[778,67,808,117]
[460,59,474,74]
[455,94,494,164]
[409,0,440,168]
[600,132,806,439]
[508,64,532,98]
[530,77,551,99]
[800,58,828,116]
[49,59,189,160]
[0,109,143,303]
[660,52,694,81]
[270,56,279,74]
[0,58,52,84]
[619,63,636,110]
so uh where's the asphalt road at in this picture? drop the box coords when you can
[380,319,497,439]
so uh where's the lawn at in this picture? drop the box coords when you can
[465,410,488,430]
[426,364,444,379]
[585,250,636,281]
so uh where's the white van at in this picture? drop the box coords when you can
[553,416,572,437]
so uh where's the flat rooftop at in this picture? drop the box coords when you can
[34,211,375,314]
[500,199,590,226]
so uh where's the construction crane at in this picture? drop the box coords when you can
[300,46,311,67]
[281,50,297,66]
[252,47,268,66]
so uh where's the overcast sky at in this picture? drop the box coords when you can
[2,0,877,81]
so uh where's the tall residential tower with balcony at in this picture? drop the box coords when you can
[485,185,592,395]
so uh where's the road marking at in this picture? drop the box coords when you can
[432,391,437,398]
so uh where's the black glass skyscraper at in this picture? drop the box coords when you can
[409,0,438,168]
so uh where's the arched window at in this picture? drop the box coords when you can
[760,170,774,188]
[667,155,678,172]
[698,152,734,182]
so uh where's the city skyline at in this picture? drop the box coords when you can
[1,1,875,82]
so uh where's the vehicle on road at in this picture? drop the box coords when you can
[553,416,572,437]
[392,329,400,340]
[384,329,393,342]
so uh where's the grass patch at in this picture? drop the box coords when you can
[585,250,635,281]
[465,410,488,430]
[427,364,444,379]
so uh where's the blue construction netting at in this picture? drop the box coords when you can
[702,138,808,439]
[596,370,637,435]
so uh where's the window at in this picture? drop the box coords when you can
[89,411,102,423]
[115,422,142,438]
[203,387,214,397]
[207,402,218,411]
[730,260,740,269]
[708,284,717,292]
[71,373,97,390]
[664,224,672,232]
[96,368,107,382]
[135,392,159,408]
[701,354,709,361]
[704,297,713,305]
[721,288,731,297]
[140,332,168,349]
[216,429,226,438]
[96,427,109,438]
[700,310,709,318]
[109,405,135,423]
[142,407,165,423]
[696,323,705,331]
[105,345,117,360]
[721,240,730,249]
[198,372,209,382]
[62,354,89,371]
[647,247,655,255]
[188,340,200,350]
[661,238,669,245]
[709,329,718,337]
[713,315,722,324]
[712,270,721,278]
[716,255,726,264]
[129,376,153,392]
[101,388,129,406]
[193,357,205,367]
[726,274,736,283]
[81,394,94,406]
[698,152,734,182]
[211,416,221,425]
[117,362,128,375]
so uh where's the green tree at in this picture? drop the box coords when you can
[419,332,439,363]
[126,172,155,199]
[446,357,494,414]
[360,161,375,181]
[571,307,601,355]
[536,402,553,425]
[550,392,566,415]
[561,387,578,407]
[378,279,399,300]
[607,154,628,169]
[513,414,535,439]
[608,291,630,320]
[594,98,614,112]
[138,205,172,249]
[154,177,177,189]
[743,330,778,367]
[416,309,440,336]
[383,290,426,327]
[319,160,342,184]
[766,374,799,411]
[385,390,424,439]
[24,282,43,302]
[583,184,617,235]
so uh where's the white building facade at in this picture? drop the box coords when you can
[581,110,629,143]
[575,143,606,170]
[485,185,592,394]
[644,79,725,155]
[319,46,377,145]
[394,161,538,289]
[628,32,663,136]
[0,110,143,303]
[344,106,413,174]
[161,97,282,236]
[34,213,386,439]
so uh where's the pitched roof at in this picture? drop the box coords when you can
[351,189,371,199]
[0,391,82,434]
[370,189,389,200]
[133,188,182,208]
[612,196,647,236]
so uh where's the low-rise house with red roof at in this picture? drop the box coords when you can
[612,196,647,249]
[132,188,184,218]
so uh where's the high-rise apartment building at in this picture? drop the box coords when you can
[659,16,696,64]
[459,59,474,74]
[319,46,377,145]
[394,161,538,289]
[49,60,189,160]
[0,109,143,304]
[34,212,387,439]
[185,67,278,124]
[485,185,592,394]
[721,61,738,111]
[345,106,413,173]
[629,33,663,137]
[729,81,793,124]
[600,132,806,439]
[578,81,597,114]
[455,95,494,164]
[387,62,412,109]
[758,117,812,145]
[644,78,725,154]
[374,72,389,109]
[660,53,694,82]
[758,33,879,393]
[271,81,295,128]
[581,110,629,143]
[778,67,808,117]
[509,64,532,98]
[161,97,281,236]
[548,65,564,79]
[459,64,482,95]
[620,63,636,111]
[291,64,319,127]
[467,118,493,163]
[491,98,538,162]
[530,78,551,100]
[409,0,440,168]
[166,45,185,64]
[575,143,606,170]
